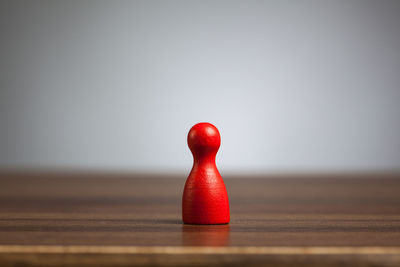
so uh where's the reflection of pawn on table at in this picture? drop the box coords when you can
[182,122,230,224]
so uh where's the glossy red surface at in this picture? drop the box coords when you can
[182,123,230,224]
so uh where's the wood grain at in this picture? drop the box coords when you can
[0,171,399,266]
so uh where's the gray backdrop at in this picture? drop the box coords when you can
[1,0,399,173]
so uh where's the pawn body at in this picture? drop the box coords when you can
[182,122,230,224]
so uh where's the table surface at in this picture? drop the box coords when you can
[0,171,400,266]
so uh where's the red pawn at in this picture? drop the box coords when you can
[182,122,230,224]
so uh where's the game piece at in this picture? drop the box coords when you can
[182,122,230,224]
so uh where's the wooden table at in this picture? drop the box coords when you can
[0,171,399,266]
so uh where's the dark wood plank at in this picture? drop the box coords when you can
[0,171,399,266]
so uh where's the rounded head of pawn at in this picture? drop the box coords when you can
[188,122,221,157]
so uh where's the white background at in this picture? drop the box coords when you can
[1,0,399,174]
